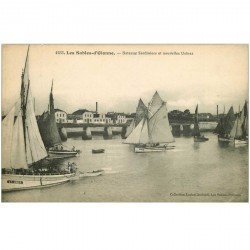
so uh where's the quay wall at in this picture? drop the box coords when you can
[59,121,218,138]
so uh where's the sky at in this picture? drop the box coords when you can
[2,44,248,115]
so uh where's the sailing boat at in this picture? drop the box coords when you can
[2,47,76,192]
[38,81,80,159]
[193,105,209,142]
[215,106,235,143]
[230,101,248,146]
[124,98,147,138]
[124,91,175,153]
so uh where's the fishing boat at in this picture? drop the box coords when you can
[92,149,105,154]
[214,106,235,143]
[124,98,148,138]
[2,47,76,192]
[124,91,175,153]
[193,105,209,142]
[230,102,248,147]
[38,81,80,159]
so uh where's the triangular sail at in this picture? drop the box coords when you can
[241,101,248,138]
[214,117,223,134]
[148,103,174,143]
[2,46,47,169]
[236,107,245,138]
[217,106,235,136]
[11,110,28,169]
[124,119,144,144]
[148,91,164,119]
[224,106,235,134]
[38,81,62,148]
[139,118,149,144]
[25,91,47,164]
[125,119,135,138]
[2,106,15,168]
[230,116,241,138]
[125,91,174,145]
[135,99,148,126]
[125,99,147,138]
[193,105,201,136]
[231,102,248,139]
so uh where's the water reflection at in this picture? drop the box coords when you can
[193,142,200,150]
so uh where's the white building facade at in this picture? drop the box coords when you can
[67,110,127,125]
[83,113,113,124]
[82,111,94,123]
[55,109,67,123]
[116,114,127,124]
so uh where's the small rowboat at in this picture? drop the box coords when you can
[79,169,104,178]
[92,149,105,154]
[194,136,209,142]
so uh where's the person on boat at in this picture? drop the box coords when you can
[68,162,71,173]
[72,146,75,151]
[67,162,77,173]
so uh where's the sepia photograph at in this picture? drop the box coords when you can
[1,44,248,202]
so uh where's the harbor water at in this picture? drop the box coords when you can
[2,133,248,202]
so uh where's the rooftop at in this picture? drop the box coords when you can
[72,109,91,115]
[54,108,66,113]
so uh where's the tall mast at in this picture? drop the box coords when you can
[21,45,30,147]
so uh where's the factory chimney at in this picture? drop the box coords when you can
[96,102,98,114]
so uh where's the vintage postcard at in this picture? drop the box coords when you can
[1,44,248,202]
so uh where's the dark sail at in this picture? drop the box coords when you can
[223,106,235,135]
[134,98,148,126]
[214,107,235,136]
[214,117,224,134]
[193,105,200,136]
[38,81,62,148]
[241,101,248,138]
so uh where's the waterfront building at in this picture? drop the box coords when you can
[105,114,113,124]
[67,109,127,125]
[55,108,67,123]
[116,113,127,124]
[83,111,94,123]
[106,112,127,124]
[91,113,113,124]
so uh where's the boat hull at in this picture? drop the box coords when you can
[218,136,248,147]
[92,149,105,154]
[218,137,232,143]
[134,145,174,153]
[234,139,248,147]
[194,136,209,142]
[2,173,75,192]
[48,150,78,159]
